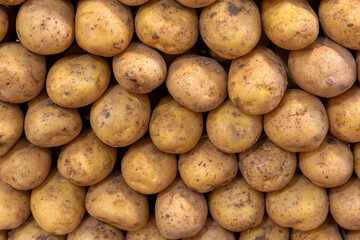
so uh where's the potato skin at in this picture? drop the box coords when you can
[0,0,25,4]
[176,0,217,8]
[0,231,6,240]
[357,51,360,81]
[354,143,360,179]
[0,6,8,42]
[126,215,167,240]
[347,231,360,240]
[119,0,150,6]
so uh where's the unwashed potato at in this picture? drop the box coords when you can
[24,92,82,148]
[135,0,198,54]
[200,0,261,59]
[354,143,360,179]
[113,42,167,94]
[31,169,86,235]
[126,215,167,240]
[288,37,356,98]
[90,84,151,147]
[85,171,149,231]
[0,0,25,5]
[0,43,46,103]
[16,0,75,55]
[155,178,208,239]
[0,231,5,240]
[347,231,360,240]
[166,54,227,112]
[206,99,262,153]
[0,6,8,42]
[228,46,287,115]
[176,0,217,8]
[76,0,133,57]
[119,0,150,6]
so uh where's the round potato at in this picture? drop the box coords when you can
[16,0,75,55]
[75,0,133,57]
[347,231,360,240]
[119,0,150,5]
[166,54,227,112]
[199,0,261,59]
[206,99,262,153]
[113,42,167,94]
[126,215,167,240]
[0,6,8,42]
[155,178,208,239]
[0,43,46,103]
[149,96,203,154]
[176,0,217,8]
[135,0,198,54]
[228,46,287,115]
[354,143,360,179]
[0,0,26,5]
[90,84,151,147]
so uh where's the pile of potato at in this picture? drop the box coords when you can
[1,0,360,239]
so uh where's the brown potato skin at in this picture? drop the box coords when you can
[0,0,25,5]
[126,215,167,240]
[119,0,150,5]
[0,231,6,240]
[354,143,360,179]
[357,51,360,81]
[347,231,360,240]
[176,0,217,8]
[0,6,8,42]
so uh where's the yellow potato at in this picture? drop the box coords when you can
[0,6,8,42]
[119,0,150,5]
[126,215,167,240]
[0,0,25,5]
[176,0,217,8]
[347,231,360,240]
[354,143,360,179]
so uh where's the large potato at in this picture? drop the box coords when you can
[126,215,167,240]
[119,0,150,5]
[176,0,216,8]
[0,6,8,42]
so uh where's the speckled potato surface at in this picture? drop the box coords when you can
[0,0,25,5]
[119,0,150,6]
[126,215,167,240]
[176,0,217,8]
[0,6,8,42]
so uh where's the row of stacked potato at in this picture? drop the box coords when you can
[1,0,360,239]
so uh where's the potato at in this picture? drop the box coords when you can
[0,43,46,103]
[0,6,8,42]
[0,0,25,5]
[155,178,208,239]
[0,180,30,230]
[0,101,23,157]
[85,171,149,231]
[8,216,65,240]
[119,0,150,6]
[239,138,297,192]
[266,173,329,231]
[126,215,167,240]
[113,42,167,94]
[319,0,360,50]
[178,136,238,193]
[46,54,111,108]
[176,0,217,8]
[228,46,287,115]
[347,231,360,240]
[67,215,124,240]
[166,54,227,112]
[75,0,133,57]
[24,92,82,148]
[358,51,360,80]
[199,0,261,59]
[90,84,151,147]
[239,215,289,240]
[261,0,319,50]
[58,129,116,186]
[135,0,198,54]
[354,143,360,179]
[122,137,177,195]
[149,96,203,154]
[16,0,74,55]
[0,231,5,240]
[206,99,262,154]
[264,89,329,152]
[288,37,356,98]
[31,169,86,235]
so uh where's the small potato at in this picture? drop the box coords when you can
[166,54,227,112]
[264,89,329,152]
[347,231,360,240]
[119,0,150,5]
[135,0,198,54]
[176,0,217,8]
[75,0,133,57]
[206,99,262,153]
[16,0,75,55]
[178,137,238,193]
[199,0,261,59]
[0,6,8,42]
[354,143,360,179]
[0,0,26,5]
[0,43,46,103]
[228,46,287,115]
[122,137,177,195]
[90,85,151,147]
[155,178,208,239]
[126,215,167,240]
[149,96,203,154]
[113,42,167,94]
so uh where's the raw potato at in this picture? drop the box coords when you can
[85,171,149,231]
[0,43,46,103]
[347,231,360,240]
[122,137,177,195]
[266,174,329,231]
[126,215,167,240]
[228,46,287,115]
[166,54,227,112]
[113,42,167,94]
[0,0,25,4]
[90,84,151,147]
[16,0,75,55]
[239,138,297,192]
[149,96,203,154]
[0,6,8,42]
[261,0,319,50]
[264,89,329,152]
[0,137,52,190]
[206,99,262,153]
[75,0,133,57]
[0,101,23,157]
[31,169,86,235]
[155,178,208,239]
[183,218,235,240]
[135,0,198,54]
[119,0,150,6]
[176,0,217,8]
[288,37,356,98]
[178,136,238,193]
[24,92,82,148]
[199,0,261,59]
[354,143,360,179]
[319,0,360,50]
[58,129,117,186]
